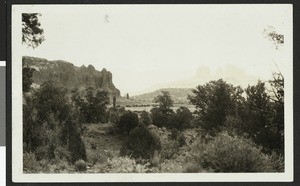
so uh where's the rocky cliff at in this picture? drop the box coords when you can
[22,56,120,96]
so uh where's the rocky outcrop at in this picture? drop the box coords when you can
[22,56,120,96]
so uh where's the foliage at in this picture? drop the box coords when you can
[80,87,110,123]
[188,79,244,133]
[191,131,271,172]
[23,81,86,165]
[22,13,45,48]
[243,80,283,154]
[170,129,186,146]
[74,159,87,172]
[262,151,284,172]
[150,107,169,128]
[161,139,180,160]
[107,156,151,173]
[154,91,174,114]
[22,66,35,92]
[167,107,193,130]
[120,125,161,160]
[108,106,126,125]
[140,111,152,126]
[268,72,284,154]
[117,111,139,134]
[23,152,40,173]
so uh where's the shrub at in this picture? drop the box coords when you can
[262,151,284,172]
[170,129,186,147]
[108,106,126,124]
[53,145,71,162]
[184,164,207,173]
[150,107,169,127]
[140,111,152,126]
[74,159,87,172]
[191,131,268,172]
[23,152,40,173]
[120,125,161,160]
[107,156,151,173]
[161,139,180,160]
[117,111,139,134]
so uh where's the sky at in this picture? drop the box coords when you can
[20,5,292,95]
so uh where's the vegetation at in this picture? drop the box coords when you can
[23,56,284,173]
[117,111,139,134]
[191,131,272,172]
[22,13,45,48]
[188,79,244,133]
[120,125,161,160]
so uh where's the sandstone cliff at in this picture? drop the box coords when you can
[22,56,120,96]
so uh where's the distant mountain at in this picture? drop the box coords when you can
[144,64,262,93]
[131,88,193,104]
[22,56,120,96]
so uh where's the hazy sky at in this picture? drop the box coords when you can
[20,5,292,95]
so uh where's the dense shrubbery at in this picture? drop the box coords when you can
[188,76,284,154]
[120,125,161,160]
[117,111,139,134]
[191,131,275,172]
[23,80,87,168]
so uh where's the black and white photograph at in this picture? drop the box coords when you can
[12,4,293,182]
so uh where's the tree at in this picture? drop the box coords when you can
[23,81,86,162]
[171,107,193,130]
[23,66,35,92]
[188,79,244,133]
[154,91,174,114]
[268,72,284,154]
[22,13,45,48]
[151,91,176,128]
[243,81,276,153]
[82,87,110,123]
[150,107,169,127]
[117,111,139,134]
[243,78,284,154]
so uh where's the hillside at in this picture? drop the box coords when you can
[22,56,120,96]
[131,88,193,104]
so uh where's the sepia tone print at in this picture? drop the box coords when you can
[13,5,292,181]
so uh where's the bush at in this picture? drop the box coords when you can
[120,125,161,160]
[107,156,151,173]
[170,129,186,147]
[161,139,180,160]
[117,111,139,134]
[23,152,40,173]
[191,131,269,172]
[74,159,87,172]
[108,106,126,124]
[262,151,284,172]
[150,107,169,127]
[140,111,152,126]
